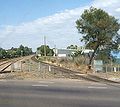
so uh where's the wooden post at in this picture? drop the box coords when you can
[28,62,31,72]
[38,62,41,72]
[48,66,51,72]
[105,65,108,79]
[20,61,22,72]
[11,62,14,72]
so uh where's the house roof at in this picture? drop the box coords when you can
[57,49,76,54]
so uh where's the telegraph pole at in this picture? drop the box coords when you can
[44,36,46,57]
[54,44,56,56]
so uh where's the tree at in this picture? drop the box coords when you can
[95,49,115,63]
[76,7,120,68]
[0,45,33,59]
[0,48,7,59]
[18,45,33,56]
[67,45,78,49]
[24,47,32,56]
[47,49,54,56]
[37,45,54,56]
[70,50,82,61]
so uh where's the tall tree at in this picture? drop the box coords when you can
[76,7,120,68]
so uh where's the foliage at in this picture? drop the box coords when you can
[95,49,114,63]
[0,48,7,59]
[67,45,78,49]
[70,51,83,61]
[73,51,82,57]
[76,7,120,66]
[0,45,33,59]
[37,45,54,56]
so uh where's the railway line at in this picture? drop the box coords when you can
[0,55,119,87]
[0,58,22,73]
[31,56,120,86]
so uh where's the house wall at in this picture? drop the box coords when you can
[53,49,76,57]
[58,54,67,57]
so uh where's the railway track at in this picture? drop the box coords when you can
[31,56,120,85]
[0,58,22,73]
[0,60,12,66]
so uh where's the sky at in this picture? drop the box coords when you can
[0,0,120,58]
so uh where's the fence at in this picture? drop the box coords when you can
[93,64,120,73]
[12,58,120,74]
[12,59,76,79]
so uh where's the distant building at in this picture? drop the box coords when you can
[53,45,94,58]
[53,49,76,57]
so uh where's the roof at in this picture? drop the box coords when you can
[53,49,76,55]
[57,49,76,54]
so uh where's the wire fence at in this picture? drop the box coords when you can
[12,57,120,74]
[12,59,76,79]
[93,64,120,73]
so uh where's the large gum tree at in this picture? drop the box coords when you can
[76,7,120,69]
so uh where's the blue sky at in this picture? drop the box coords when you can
[0,0,120,58]
[0,0,91,25]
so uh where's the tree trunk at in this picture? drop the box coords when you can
[88,44,99,69]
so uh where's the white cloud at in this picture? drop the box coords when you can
[0,0,120,51]
[93,0,119,8]
[116,8,120,12]
[93,0,120,19]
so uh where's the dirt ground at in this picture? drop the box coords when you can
[0,57,120,81]
[0,58,79,80]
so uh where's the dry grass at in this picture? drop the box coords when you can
[44,57,93,74]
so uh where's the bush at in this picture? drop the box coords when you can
[50,58,56,63]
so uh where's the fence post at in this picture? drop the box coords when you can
[38,62,41,72]
[11,62,14,72]
[105,65,108,79]
[114,67,116,72]
[20,61,22,72]
[28,62,31,72]
[118,65,120,71]
[48,65,51,72]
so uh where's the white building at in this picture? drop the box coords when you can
[53,49,76,57]
[53,45,94,57]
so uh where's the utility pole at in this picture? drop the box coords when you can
[54,44,56,56]
[54,44,58,65]
[44,36,46,57]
